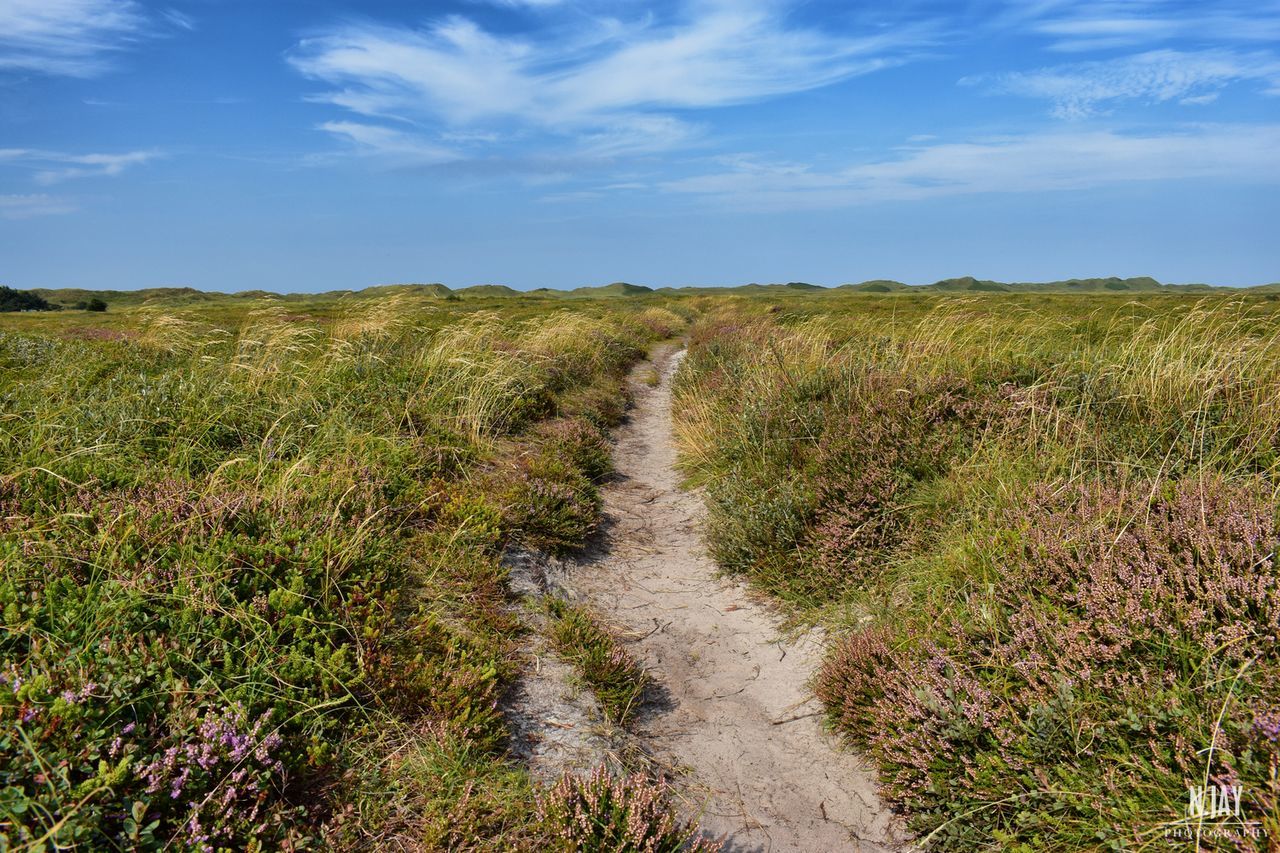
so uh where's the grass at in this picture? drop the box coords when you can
[0,293,691,850]
[545,600,649,726]
[672,292,1280,850]
[7,284,1279,850]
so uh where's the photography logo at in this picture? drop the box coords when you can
[1163,784,1267,845]
[1188,784,1243,821]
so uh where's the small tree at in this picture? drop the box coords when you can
[0,285,54,312]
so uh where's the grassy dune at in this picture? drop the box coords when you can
[0,294,698,850]
[673,293,1280,849]
[5,286,1279,850]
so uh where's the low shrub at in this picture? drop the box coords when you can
[546,601,648,725]
[0,298,675,849]
[818,475,1280,848]
[538,766,720,852]
[534,417,613,483]
[677,299,1280,848]
[504,456,601,555]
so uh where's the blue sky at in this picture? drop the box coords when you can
[1,0,1277,291]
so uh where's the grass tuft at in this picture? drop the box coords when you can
[545,600,648,725]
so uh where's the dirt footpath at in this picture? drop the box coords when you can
[569,344,911,852]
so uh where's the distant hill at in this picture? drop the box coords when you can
[734,282,826,294]
[563,282,655,298]
[12,276,1277,305]
[838,276,1235,295]
[456,284,520,298]
[928,276,1011,293]
[839,280,908,293]
[30,286,213,308]
[357,283,458,301]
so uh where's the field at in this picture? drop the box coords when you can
[2,287,1279,850]
[674,292,1280,850]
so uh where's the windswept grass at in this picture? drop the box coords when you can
[673,293,1280,849]
[0,295,688,850]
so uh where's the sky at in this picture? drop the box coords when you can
[0,0,1278,292]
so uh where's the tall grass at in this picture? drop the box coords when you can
[674,293,1280,849]
[0,296,686,849]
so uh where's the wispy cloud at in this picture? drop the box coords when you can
[967,49,1280,118]
[0,0,146,76]
[659,124,1280,209]
[316,122,459,166]
[1008,0,1280,52]
[0,193,76,219]
[289,1,935,159]
[0,148,160,183]
[0,0,197,77]
[160,8,197,32]
[474,0,568,8]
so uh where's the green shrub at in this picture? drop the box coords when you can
[546,601,647,725]
[504,456,601,555]
[0,297,674,849]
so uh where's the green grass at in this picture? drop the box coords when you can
[545,600,648,726]
[0,294,686,849]
[672,292,1280,850]
[8,284,1280,850]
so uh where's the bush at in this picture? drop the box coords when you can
[538,767,720,852]
[676,299,1280,848]
[504,456,601,555]
[0,285,55,312]
[818,475,1280,847]
[534,417,613,482]
[0,299,674,849]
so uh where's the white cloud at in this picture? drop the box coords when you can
[0,193,76,218]
[1007,0,1280,51]
[967,49,1280,118]
[477,0,567,7]
[0,148,159,183]
[660,124,1280,209]
[160,8,196,32]
[317,121,459,165]
[289,1,933,158]
[0,0,146,76]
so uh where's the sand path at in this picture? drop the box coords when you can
[568,344,910,852]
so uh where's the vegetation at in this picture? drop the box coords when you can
[539,766,720,852]
[546,600,649,725]
[6,281,1280,850]
[0,287,55,313]
[673,293,1280,849]
[0,293,691,850]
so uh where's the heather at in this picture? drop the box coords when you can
[673,294,1280,848]
[538,766,721,852]
[0,294,690,849]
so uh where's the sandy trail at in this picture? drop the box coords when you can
[569,344,910,852]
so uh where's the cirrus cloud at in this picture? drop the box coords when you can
[0,0,148,77]
[0,147,160,184]
[288,1,937,158]
[966,49,1280,118]
[659,124,1280,209]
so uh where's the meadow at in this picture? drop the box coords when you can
[0,289,699,851]
[673,292,1280,850]
[2,285,1279,850]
